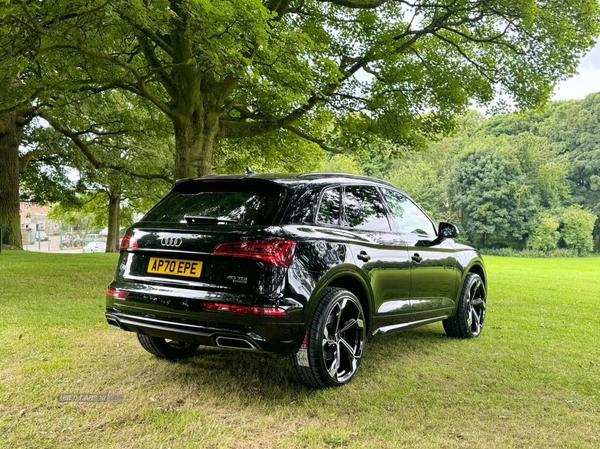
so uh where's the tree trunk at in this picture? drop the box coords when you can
[0,112,24,249]
[106,184,122,253]
[173,110,220,179]
[169,4,223,180]
[593,219,600,253]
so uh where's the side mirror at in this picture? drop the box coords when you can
[416,222,459,247]
[438,222,459,239]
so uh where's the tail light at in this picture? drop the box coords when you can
[213,239,295,267]
[106,288,129,300]
[201,301,287,316]
[120,234,138,250]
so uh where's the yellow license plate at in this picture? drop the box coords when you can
[147,257,203,278]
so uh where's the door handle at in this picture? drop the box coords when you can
[357,251,371,262]
[412,253,423,264]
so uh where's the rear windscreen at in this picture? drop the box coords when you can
[141,180,285,226]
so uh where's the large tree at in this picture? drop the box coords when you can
[451,145,538,247]
[3,0,600,249]
[450,132,570,247]
[9,0,599,182]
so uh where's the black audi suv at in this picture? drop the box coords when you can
[106,173,487,388]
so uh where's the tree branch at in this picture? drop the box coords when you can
[316,0,388,9]
[282,124,346,154]
[42,44,175,118]
[136,34,177,99]
[266,0,294,19]
[432,31,496,84]
[38,110,173,183]
[18,149,58,174]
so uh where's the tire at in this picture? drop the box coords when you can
[136,334,199,360]
[291,287,366,388]
[443,272,486,338]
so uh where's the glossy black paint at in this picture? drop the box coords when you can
[106,173,486,355]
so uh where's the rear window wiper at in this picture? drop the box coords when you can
[184,215,239,225]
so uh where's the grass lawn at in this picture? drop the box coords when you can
[0,251,598,448]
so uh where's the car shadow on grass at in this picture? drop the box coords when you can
[159,325,450,401]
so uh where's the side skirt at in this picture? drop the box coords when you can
[371,316,449,337]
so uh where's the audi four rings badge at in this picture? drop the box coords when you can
[161,237,182,247]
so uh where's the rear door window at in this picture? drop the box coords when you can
[142,181,284,226]
[343,186,391,232]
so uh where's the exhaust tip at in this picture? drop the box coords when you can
[215,336,256,351]
[106,315,121,328]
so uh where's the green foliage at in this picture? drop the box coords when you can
[388,155,449,222]
[22,92,173,242]
[47,190,145,232]
[47,200,96,233]
[316,154,363,175]
[480,247,582,258]
[351,140,395,179]
[19,125,81,205]
[560,205,596,254]
[214,132,325,174]
[384,110,487,222]
[395,122,569,247]
[4,0,599,179]
[480,94,600,215]
[527,215,561,252]
[476,93,600,250]
[452,145,538,245]
[383,99,600,253]
[498,133,570,209]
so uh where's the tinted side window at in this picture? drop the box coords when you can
[286,188,321,224]
[317,187,341,225]
[382,189,435,236]
[343,186,391,232]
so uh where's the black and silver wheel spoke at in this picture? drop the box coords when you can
[322,326,336,348]
[339,337,359,374]
[336,298,347,328]
[471,308,481,333]
[326,349,339,378]
[471,297,485,309]
[339,316,363,334]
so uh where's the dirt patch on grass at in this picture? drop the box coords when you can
[0,367,15,383]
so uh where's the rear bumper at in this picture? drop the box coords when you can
[105,281,306,354]
[106,310,274,351]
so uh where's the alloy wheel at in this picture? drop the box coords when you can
[466,277,486,336]
[321,297,365,383]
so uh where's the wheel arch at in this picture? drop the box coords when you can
[467,262,486,287]
[305,269,374,335]
[327,275,372,333]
